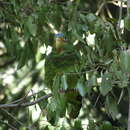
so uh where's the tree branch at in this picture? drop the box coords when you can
[0,58,15,68]
[0,93,52,109]
[127,0,130,129]
[0,88,77,109]
[1,109,24,126]
[0,120,17,130]
[0,1,12,5]
[11,90,41,104]
[128,0,130,18]
[128,95,130,130]
[116,0,123,40]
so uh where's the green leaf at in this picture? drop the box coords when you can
[99,121,112,130]
[61,74,68,90]
[124,17,130,31]
[52,75,60,92]
[17,41,34,69]
[24,28,30,41]
[86,13,97,23]
[105,96,119,120]
[46,105,57,125]
[76,79,87,97]
[73,120,83,130]
[94,19,103,34]
[43,126,49,130]
[50,95,66,118]
[52,76,67,117]
[120,50,130,72]
[87,120,96,130]
[115,71,128,88]
[90,73,97,86]
[100,73,112,96]
[67,103,81,119]
[66,74,78,89]
[60,126,66,130]
[37,91,48,109]
[80,14,87,22]
[57,94,67,117]
[73,30,85,43]
[102,32,114,55]
[17,50,27,69]
[11,30,19,42]
[26,17,37,36]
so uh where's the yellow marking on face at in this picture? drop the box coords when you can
[55,37,65,49]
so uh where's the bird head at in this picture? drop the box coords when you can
[55,33,65,42]
[54,33,67,52]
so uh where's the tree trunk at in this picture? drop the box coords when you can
[128,97,130,130]
[128,0,130,18]
[127,0,130,129]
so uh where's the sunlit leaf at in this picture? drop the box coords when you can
[43,126,49,130]
[76,79,87,97]
[37,91,48,109]
[73,30,85,43]
[124,17,130,31]
[87,120,95,130]
[73,120,83,130]
[0,0,128,129]
[120,50,130,72]
[99,121,112,130]
[61,74,68,90]
[17,50,27,69]
[26,16,37,36]
[90,73,97,86]
[46,105,57,125]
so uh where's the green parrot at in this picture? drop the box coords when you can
[45,33,78,88]
[44,33,82,119]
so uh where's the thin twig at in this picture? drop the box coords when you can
[96,2,106,16]
[94,94,101,107]
[1,77,130,109]
[116,0,123,39]
[65,70,94,75]
[108,0,126,8]
[1,109,32,129]
[2,109,24,126]
[128,87,130,130]
[0,93,52,108]
[10,88,49,104]
[0,88,78,109]
[0,58,15,68]
[0,120,17,130]
[105,4,113,18]
[118,0,123,28]
[11,92,31,104]
[96,0,126,16]
[11,90,41,104]
[117,89,124,104]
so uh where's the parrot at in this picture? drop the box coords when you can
[44,33,82,119]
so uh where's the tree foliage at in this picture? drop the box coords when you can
[0,0,130,129]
